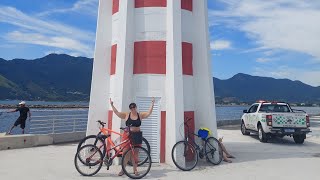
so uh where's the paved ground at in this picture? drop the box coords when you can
[1,121,320,180]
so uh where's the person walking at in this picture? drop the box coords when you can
[7,101,31,134]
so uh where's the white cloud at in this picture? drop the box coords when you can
[210,0,320,59]
[0,6,94,41]
[0,5,95,57]
[210,40,232,50]
[37,0,98,17]
[256,58,272,63]
[253,66,320,87]
[7,31,92,57]
[44,50,64,56]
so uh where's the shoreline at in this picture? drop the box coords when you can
[0,104,318,109]
[0,105,89,109]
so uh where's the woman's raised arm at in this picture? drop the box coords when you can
[140,98,155,119]
[110,98,127,119]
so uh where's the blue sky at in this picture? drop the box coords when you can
[0,0,320,86]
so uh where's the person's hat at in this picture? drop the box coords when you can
[19,101,26,105]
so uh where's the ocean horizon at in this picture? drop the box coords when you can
[0,100,319,134]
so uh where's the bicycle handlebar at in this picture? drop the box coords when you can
[97,120,106,127]
[120,124,134,132]
[97,120,133,132]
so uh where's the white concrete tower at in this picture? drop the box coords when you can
[88,0,217,164]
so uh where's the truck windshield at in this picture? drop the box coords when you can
[259,104,291,113]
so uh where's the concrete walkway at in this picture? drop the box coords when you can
[1,123,320,180]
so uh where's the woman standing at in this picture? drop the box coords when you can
[109,98,155,176]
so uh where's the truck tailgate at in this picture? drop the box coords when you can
[272,113,307,128]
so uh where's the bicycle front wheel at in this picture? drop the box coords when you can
[74,144,103,176]
[205,137,223,165]
[128,137,151,166]
[171,141,198,171]
[122,146,152,179]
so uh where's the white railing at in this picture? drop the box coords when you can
[311,116,320,120]
[30,114,88,134]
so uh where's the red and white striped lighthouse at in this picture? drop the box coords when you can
[88,0,217,164]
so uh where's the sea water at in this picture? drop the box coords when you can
[0,101,319,134]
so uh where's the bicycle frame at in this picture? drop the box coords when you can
[184,118,203,151]
[85,134,137,165]
[184,118,219,156]
[92,123,139,164]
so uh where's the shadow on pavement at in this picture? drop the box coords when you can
[221,135,320,165]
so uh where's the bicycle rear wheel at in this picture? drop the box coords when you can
[122,146,152,179]
[77,135,106,158]
[205,137,223,165]
[171,140,198,171]
[74,144,103,176]
[141,137,151,154]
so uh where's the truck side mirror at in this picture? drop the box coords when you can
[243,110,248,113]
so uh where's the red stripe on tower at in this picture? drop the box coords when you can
[107,110,113,151]
[108,110,113,130]
[110,44,117,75]
[184,111,195,161]
[113,0,119,14]
[181,0,193,11]
[182,42,193,75]
[134,41,166,74]
[135,0,167,8]
[160,111,166,163]
[184,111,195,138]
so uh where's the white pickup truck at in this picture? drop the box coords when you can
[241,101,311,144]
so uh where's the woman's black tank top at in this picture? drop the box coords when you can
[126,113,142,127]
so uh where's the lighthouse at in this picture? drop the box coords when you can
[87,0,217,164]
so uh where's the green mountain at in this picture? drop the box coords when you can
[0,54,93,101]
[0,74,25,100]
[0,54,319,103]
[214,73,320,104]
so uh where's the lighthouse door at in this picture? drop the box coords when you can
[136,97,161,163]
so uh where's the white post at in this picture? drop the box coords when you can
[87,0,113,136]
[111,0,134,136]
[73,118,76,132]
[166,0,185,165]
[52,119,55,134]
[193,0,218,138]
[110,0,135,165]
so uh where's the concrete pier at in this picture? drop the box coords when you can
[0,132,85,150]
[0,122,319,180]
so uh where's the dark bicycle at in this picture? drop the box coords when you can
[171,118,223,171]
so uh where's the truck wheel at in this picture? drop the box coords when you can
[258,125,268,143]
[293,135,305,144]
[241,121,250,135]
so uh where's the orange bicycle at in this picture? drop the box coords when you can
[76,120,150,164]
[74,121,152,179]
